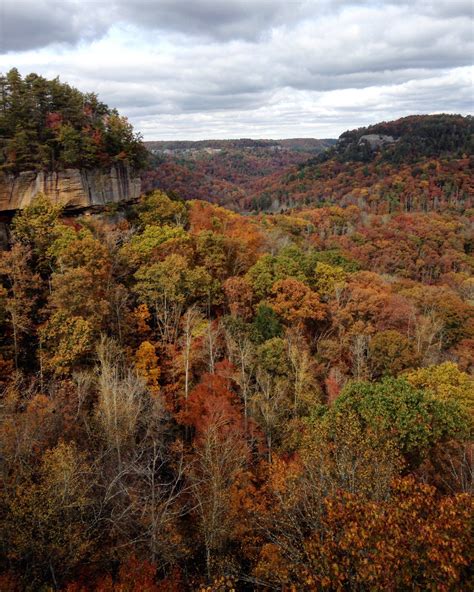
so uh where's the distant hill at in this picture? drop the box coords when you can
[144,138,336,153]
[141,138,336,208]
[326,114,473,164]
[142,115,473,213]
[247,114,474,213]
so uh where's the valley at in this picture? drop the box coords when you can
[142,115,473,214]
[0,69,472,591]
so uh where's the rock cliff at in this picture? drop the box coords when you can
[0,164,141,212]
[358,134,396,150]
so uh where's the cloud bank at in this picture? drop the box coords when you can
[0,0,472,139]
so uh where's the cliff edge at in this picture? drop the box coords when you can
[0,164,142,213]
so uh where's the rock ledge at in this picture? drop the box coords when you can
[0,164,141,212]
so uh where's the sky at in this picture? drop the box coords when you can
[0,0,473,140]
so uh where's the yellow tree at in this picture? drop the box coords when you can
[135,340,161,397]
[0,243,39,367]
[406,362,474,417]
[4,442,94,588]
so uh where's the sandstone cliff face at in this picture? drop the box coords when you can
[0,164,141,212]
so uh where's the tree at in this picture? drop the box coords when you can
[180,368,248,578]
[269,278,327,328]
[369,329,420,378]
[124,224,192,267]
[179,305,205,406]
[250,303,282,343]
[250,338,292,461]
[195,230,229,281]
[312,261,347,301]
[254,475,472,591]
[406,362,474,417]
[39,312,94,375]
[286,330,321,416]
[38,231,113,373]
[223,317,255,431]
[246,250,307,299]
[48,233,112,329]
[12,193,64,273]
[134,254,215,343]
[94,338,147,464]
[136,190,188,228]
[223,276,253,320]
[0,243,39,367]
[135,340,161,397]
[57,123,82,166]
[4,442,94,588]
[332,377,471,467]
[402,284,473,349]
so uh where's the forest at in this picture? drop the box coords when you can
[140,140,334,209]
[0,189,472,590]
[0,73,472,591]
[142,115,473,214]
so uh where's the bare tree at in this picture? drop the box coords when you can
[252,371,288,463]
[412,310,444,365]
[95,336,146,467]
[350,333,370,380]
[187,418,248,579]
[224,326,255,431]
[286,330,320,416]
[204,319,223,375]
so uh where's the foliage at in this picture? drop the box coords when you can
[136,190,188,227]
[3,442,94,587]
[247,115,474,213]
[0,143,472,589]
[332,378,471,465]
[254,475,472,591]
[250,303,282,343]
[369,329,420,377]
[406,362,474,417]
[0,69,147,173]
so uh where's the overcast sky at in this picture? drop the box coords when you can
[0,0,472,139]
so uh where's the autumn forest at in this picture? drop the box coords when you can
[0,71,473,591]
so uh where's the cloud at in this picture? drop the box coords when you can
[0,0,110,52]
[0,0,472,138]
[0,0,313,52]
[114,0,300,41]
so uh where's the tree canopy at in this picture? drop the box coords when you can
[0,69,147,174]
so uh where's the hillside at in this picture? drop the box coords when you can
[334,114,473,163]
[145,137,335,153]
[141,115,473,214]
[1,190,472,589]
[2,0,474,579]
[0,75,473,591]
[247,114,474,212]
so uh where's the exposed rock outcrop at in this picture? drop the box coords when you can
[0,164,141,213]
[358,134,396,150]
